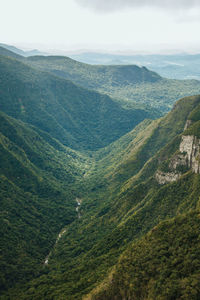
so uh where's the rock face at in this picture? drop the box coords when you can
[179,135,200,174]
[155,121,200,185]
[155,170,181,185]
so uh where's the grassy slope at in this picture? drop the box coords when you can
[0,54,157,151]
[6,95,200,300]
[25,55,200,113]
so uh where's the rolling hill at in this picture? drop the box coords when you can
[1,45,200,113]
[25,55,200,112]
[0,43,46,57]
[0,46,22,60]
[0,54,156,151]
[71,51,200,80]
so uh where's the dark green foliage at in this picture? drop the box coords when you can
[5,95,200,300]
[0,112,90,293]
[0,55,157,151]
[1,45,200,300]
[188,97,200,121]
[91,211,200,300]
[184,120,200,138]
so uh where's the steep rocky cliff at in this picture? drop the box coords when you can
[179,135,200,173]
[156,120,200,184]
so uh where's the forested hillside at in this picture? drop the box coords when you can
[1,46,200,300]
[88,211,200,300]
[1,45,200,113]
[2,95,200,299]
[0,111,90,292]
[0,54,156,151]
[25,55,200,112]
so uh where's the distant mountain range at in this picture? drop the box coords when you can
[70,51,200,80]
[1,44,200,114]
[23,53,200,113]
[0,53,157,150]
[0,43,47,57]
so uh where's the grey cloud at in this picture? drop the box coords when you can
[75,0,200,12]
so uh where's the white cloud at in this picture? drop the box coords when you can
[75,0,200,12]
[0,0,200,53]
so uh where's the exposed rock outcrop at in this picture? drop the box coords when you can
[155,120,200,185]
[155,170,181,185]
[179,135,200,174]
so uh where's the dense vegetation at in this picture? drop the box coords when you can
[0,54,157,151]
[1,45,200,299]
[3,43,200,81]
[2,45,200,113]
[0,111,92,292]
[88,211,200,300]
[2,95,200,299]
[24,55,200,113]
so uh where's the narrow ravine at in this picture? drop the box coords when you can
[44,198,82,265]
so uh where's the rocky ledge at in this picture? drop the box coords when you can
[155,170,181,185]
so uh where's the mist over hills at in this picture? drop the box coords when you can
[1,45,200,299]
[0,43,46,57]
[71,51,200,80]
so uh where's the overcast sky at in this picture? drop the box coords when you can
[1,0,200,53]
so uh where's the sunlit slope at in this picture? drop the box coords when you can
[88,211,200,300]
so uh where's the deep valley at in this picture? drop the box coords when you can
[0,45,200,300]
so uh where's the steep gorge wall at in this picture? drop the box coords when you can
[156,120,200,185]
[179,135,200,174]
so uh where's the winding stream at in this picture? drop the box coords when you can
[44,198,82,265]
[76,197,82,219]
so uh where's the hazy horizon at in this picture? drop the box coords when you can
[3,42,200,56]
[1,0,200,55]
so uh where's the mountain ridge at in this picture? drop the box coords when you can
[0,54,157,151]
[25,53,200,113]
[1,44,200,113]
